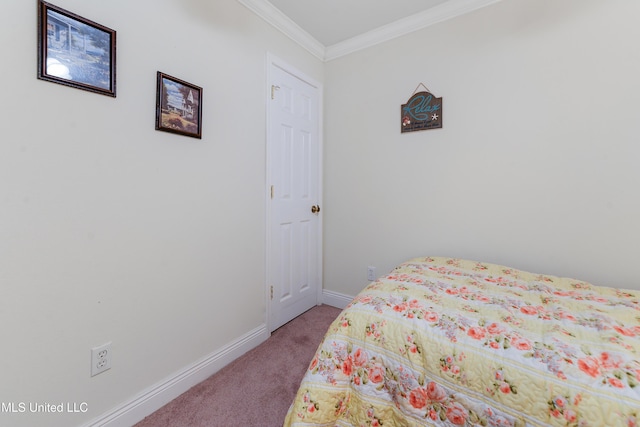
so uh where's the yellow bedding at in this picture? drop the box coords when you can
[284,257,640,426]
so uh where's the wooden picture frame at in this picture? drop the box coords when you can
[37,1,116,97]
[155,72,203,139]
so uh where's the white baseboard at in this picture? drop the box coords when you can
[322,289,354,309]
[83,294,350,427]
[82,324,269,427]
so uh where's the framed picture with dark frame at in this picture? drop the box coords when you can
[155,72,203,139]
[37,1,116,97]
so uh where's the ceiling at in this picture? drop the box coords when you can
[266,0,450,47]
[238,0,502,61]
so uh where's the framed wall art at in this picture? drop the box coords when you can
[37,1,116,97]
[155,72,203,139]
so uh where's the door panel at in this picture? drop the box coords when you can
[268,59,321,331]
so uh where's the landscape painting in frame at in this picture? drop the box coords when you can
[37,0,116,97]
[156,72,203,139]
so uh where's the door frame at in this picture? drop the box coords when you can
[265,53,324,333]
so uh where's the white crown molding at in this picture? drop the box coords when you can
[238,0,503,62]
[237,0,325,60]
[325,0,504,61]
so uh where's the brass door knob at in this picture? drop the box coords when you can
[311,205,321,214]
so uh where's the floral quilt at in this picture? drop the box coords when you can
[284,257,640,427]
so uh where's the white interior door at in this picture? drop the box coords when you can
[267,56,322,332]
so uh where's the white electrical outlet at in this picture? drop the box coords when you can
[91,342,112,377]
[367,266,376,281]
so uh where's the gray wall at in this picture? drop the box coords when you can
[323,0,640,297]
[0,1,322,426]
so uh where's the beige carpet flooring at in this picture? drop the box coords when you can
[134,304,342,427]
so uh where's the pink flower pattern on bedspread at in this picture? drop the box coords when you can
[284,257,640,427]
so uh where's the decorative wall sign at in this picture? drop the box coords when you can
[401,84,442,133]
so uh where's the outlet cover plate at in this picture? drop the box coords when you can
[367,266,376,281]
[91,342,112,377]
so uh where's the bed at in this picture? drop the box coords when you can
[284,257,640,427]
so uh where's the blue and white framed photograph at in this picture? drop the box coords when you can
[37,1,116,97]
